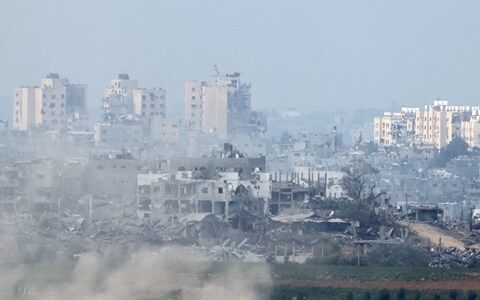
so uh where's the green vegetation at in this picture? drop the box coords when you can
[434,137,469,167]
[271,264,480,282]
[270,287,480,300]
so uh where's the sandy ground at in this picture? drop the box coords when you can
[396,221,466,249]
[276,279,480,291]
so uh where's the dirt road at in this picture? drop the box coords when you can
[276,279,480,291]
[397,221,465,249]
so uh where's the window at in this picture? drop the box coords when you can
[191,96,196,100]
[192,87,196,92]
[218,187,223,194]
[142,95,146,101]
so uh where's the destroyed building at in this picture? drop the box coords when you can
[137,146,271,221]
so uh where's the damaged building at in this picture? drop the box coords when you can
[185,72,266,140]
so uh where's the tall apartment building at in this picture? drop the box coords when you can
[414,101,453,148]
[185,81,204,132]
[13,87,42,131]
[97,74,170,148]
[132,88,166,128]
[13,73,88,132]
[373,108,417,146]
[103,74,138,116]
[185,72,264,140]
[374,100,480,148]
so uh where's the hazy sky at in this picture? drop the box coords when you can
[1,1,480,120]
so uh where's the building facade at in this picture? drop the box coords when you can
[13,73,88,132]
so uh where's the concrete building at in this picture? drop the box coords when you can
[150,117,181,145]
[460,114,480,148]
[13,87,42,131]
[373,108,417,146]
[185,81,205,133]
[85,154,156,197]
[103,74,138,116]
[185,72,265,139]
[374,101,480,149]
[94,120,144,149]
[132,88,166,129]
[170,144,266,179]
[13,73,88,132]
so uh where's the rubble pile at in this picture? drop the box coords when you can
[429,247,480,268]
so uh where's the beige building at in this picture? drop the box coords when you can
[202,83,228,139]
[185,79,229,139]
[373,108,417,146]
[39,75,69,131]
[132,88,166,128]
[13,73,88,132]
[13,87,42,131]
[185,73,253,140]
[461,115,480,148]
[374,100,480,149]
[103,74,138,115]
[414,101,453,148]
[185,81,203,132]
[104,74,138,99]
[414,101,480,148]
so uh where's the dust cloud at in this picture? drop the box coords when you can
[0,246,272,300]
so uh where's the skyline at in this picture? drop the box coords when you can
[1,1,480,121]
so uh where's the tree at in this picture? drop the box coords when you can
[435,137,469,167]
[338,161,388,228]
[449,290,458,300]
[363,291,371,300]
[378,289,391,300]
[468,291,478,300]
[347,292,354,300]
[396,288,406,300]
[362,141,379,156]
[341,162,385,205]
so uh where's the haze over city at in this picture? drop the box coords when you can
[3,2,480,299]
[1,0,480,121]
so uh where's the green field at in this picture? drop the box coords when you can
[271,264,480,282]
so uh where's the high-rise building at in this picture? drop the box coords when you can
[185,81,204,132]
[185,72,265,140]
[103,74,138,116]
[13,73,88,132]
[374,100,480,148]
[13,87,42,131]
[132,88,166,129]
[373,108,417,146]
